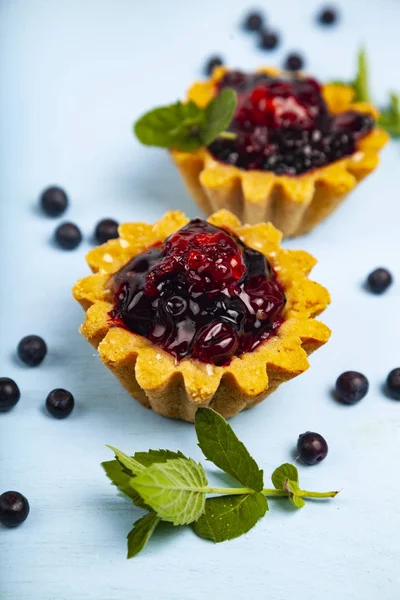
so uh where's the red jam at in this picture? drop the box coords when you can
[208,71,374,175]
[110,219,286,366]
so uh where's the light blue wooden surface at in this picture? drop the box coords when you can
[1,1,400,598]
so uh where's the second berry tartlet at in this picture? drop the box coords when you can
[73,210,330,422]
[171,67,388,237]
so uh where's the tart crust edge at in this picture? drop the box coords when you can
[170,67,389,237]
[72,209,331,422]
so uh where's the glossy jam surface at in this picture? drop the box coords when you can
[208,71,374,175]
[110,219,286,365]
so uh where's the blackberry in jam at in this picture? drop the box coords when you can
[210,70,375,175]
[110,219,286,366]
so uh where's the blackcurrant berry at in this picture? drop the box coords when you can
[366,268,393,294]
[46,389,75,419]
[0,491,30,527]
[335,371,369,404]
[55,222,82,250]
[94,219,119,244]
[40,186,68,217]
[297,432,328,465]
[17,335,47,367]
[0,378,20,412]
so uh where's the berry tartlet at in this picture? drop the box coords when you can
[171,67,388,236]
[73,210,330,422]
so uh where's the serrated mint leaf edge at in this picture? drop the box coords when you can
[127,512,161,559]
[195,408,264,492]
[107,445,146,476]
[134,449,187,468]
[101,459,149,509]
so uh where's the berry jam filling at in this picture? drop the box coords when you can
[110,219,286,366]
[208,71,374,175]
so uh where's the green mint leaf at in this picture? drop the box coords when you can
[193,493,268,543]
[379,93,400,138]
[134,90,237,151]
[134,449,187,468]
[200,88,237,146]
[101,459,146,508]
[106,445,146,476]
[271,463,299,489]
[195,408,264,492]
[353,47,371,103]
[289,494,305,509]
[283,479,305,509]
[134,100,205,151]
[130,458,208,525]
[127,512,160,559]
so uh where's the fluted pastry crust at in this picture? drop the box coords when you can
[171,67,388,237]
[73,210,331,422]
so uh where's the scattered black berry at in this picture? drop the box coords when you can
[297,432,328,465]
[284,53,304,71]
[335,371,369,405]
[243,11,264,32]
[205,56,224,76]
[46,389,75,419]
[94,218,119,244]
[0,491,30,527]
[386,368,400,400]
[259,31,279,50]
[40,186,68,217]
[55,222,82,250]
[318,6,338,25]
[17,335,47,367]
[0,378,20,412]
[366,268,393,294]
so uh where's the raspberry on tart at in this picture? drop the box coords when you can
[73,210,331,422]
[171,67,388,237]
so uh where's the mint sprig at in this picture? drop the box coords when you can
[134,88,237,151]
[328,47,400,138]
[103,408,339,558]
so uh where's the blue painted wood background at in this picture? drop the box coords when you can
[1,1,399,598]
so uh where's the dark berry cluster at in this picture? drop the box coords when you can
[208,71,374,175]
[110,219,286,366]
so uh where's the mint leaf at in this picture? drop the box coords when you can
[134,100,205,151]
[131,458,208,525]
[101,459,148,509]
[283,479,305,508]
[379,93,400,138]
[271,463,299,489]
[353,47,371,103]
[195,408,263,492]
[134,89,237,151]
[134,449,187,468]
[193,493,268,543]
[107,445,145,476]
[201,89,237,145]
[127,512,160,558]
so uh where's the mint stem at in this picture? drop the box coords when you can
[205,487,338,498]
[298,490,339,499]
[217,131,237,140]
